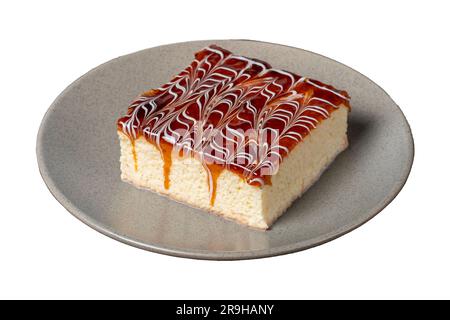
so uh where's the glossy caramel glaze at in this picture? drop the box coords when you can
[118,45,350,205]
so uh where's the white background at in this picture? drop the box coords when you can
[1,0,449,299]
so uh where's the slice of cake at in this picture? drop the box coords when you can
[117,45,350,229]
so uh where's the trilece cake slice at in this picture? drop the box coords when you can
[117,45,351,229]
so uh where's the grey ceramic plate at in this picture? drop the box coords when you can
[37,40,414,260]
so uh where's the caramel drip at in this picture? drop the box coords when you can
[131,140,138,171]
[159,141,173,190]
[118,45,351,187]
[204,163,224,206]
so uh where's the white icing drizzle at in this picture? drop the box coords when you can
[118,45,350,186]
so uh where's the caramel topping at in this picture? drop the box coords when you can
[117,45,350,204]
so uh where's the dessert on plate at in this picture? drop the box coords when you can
[117,45,351,229]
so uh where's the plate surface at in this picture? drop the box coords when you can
[37,40,414,260]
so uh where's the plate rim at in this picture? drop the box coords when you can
[36,39,415,260]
